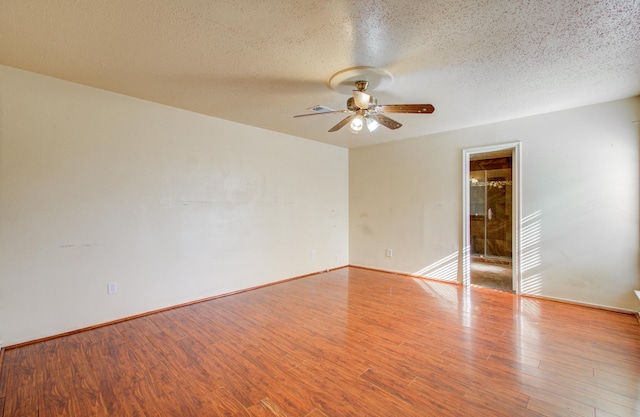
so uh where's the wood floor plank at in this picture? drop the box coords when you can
[293,358,424,416]
[2,267,639,416]
[526,397,584,417]
[406,376,471,416]
[245,396,291,417]
[595,408,624,417]
[516,357,640,414]
[304,408,330,417]
[3,345,41,417]
[528,391,596,417]
[593,368,640,393]
[0,348,8,417]
[0,347,6,398]
[39,366,76,417]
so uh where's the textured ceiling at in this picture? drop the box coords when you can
[1,0,639,148]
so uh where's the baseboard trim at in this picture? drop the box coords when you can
[5,266,348,350]
[348,264,460,283]
[349,264,436,278]
[520,293,635,315]
[348,264,636,316]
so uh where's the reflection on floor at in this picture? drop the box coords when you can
[471,258,512,292]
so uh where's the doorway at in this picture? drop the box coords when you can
[462,143,520,293]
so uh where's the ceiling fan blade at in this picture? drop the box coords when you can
[329,115,355,132]
[293,109,351,118]
[370,113,402,130]
[308,105,336,113]
[376,104,435,114]
[353,90,372,109]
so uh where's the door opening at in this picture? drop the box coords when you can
[462,143,520,293]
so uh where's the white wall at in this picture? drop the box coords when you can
[0,65,349,347]
[350,97,640,311]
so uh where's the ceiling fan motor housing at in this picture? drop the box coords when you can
[347,96,377,111]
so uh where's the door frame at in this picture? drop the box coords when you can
[461,142,521,293]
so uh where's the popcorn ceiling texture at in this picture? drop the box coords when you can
[1,0,638,148]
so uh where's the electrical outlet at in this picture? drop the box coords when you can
[107,282,117,295]
[386,248,393,257]
[311,249,316,258]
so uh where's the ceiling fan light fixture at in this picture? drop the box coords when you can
[366,115,380,132]
[349,114,365,133]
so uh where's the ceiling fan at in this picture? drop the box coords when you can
[293,79,435,133]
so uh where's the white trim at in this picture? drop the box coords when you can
[522,294,636,315]
[462,142,522,293]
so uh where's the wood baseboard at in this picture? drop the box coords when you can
[4,266,348,350]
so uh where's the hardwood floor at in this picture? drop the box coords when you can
[1,266,639,416]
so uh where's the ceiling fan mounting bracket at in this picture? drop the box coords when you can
[329,67,393,95]
[354,80,369,92]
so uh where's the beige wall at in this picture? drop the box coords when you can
[0,66,349,347]
[350,97,640,311]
